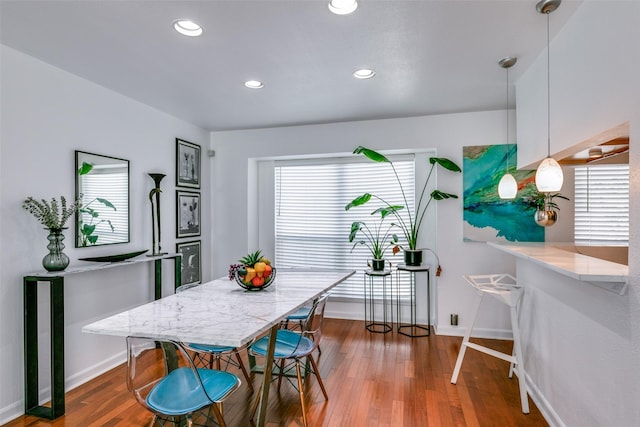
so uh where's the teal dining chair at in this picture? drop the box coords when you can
[176,283,254,393]
[249,293,330,427]
[126,336,240,427]
[282,305,323,356]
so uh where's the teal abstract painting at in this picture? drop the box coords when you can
[463,145,544,242]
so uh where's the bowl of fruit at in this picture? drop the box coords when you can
[233,250,275,291]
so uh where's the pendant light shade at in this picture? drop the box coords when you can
[535,157,564,192]
[498,56,517,199]
[535,0,564,193]
[498,173,518,199]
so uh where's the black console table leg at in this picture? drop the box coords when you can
[24,276,65,419]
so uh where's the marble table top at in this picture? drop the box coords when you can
[82,268,354,347]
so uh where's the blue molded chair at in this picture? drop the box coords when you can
[126,336,240,427]
[249,293,330,427]
[282,306,322,356]
[176,283,254,393]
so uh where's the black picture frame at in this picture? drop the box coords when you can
[176,240,201,286]
[176,190,201,238]
[176,138,201,189]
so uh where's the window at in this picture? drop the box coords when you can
[274,155,416,299]
[574,164,629,245]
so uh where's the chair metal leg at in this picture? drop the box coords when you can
[235,351,254,392]
[277,359,285,392]
[308,354,328,400]
[510,304,530,414]
[295,360,308,427]
[451,291,483,384]
[211,402,227,427]
[250,385,263,420]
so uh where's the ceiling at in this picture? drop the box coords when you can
[0,0,582,132]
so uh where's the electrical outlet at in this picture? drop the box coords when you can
[450,313,459,326]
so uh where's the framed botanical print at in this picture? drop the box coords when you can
[176,190,201,238]
[176,240,201,286]
[176,138,201,189]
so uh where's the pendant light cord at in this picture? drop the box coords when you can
[505,65,510,171]
[546,11,551,158]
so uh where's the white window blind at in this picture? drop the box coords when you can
[274,156,415,299]
[574,164,629,245]
[79,167,129,245]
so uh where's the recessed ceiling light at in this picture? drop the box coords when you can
[328,0,358,15]
[353,69,375,79]
[173,19,203,37]
[244,80,264,89]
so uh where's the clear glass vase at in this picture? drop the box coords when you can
[42,228,70,272]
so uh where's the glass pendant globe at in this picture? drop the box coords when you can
[535,157,564,192]
[498,173,518,199]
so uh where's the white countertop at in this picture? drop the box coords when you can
[487,242,629,295]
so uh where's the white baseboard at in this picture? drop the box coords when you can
[435,324,514,340]
[0,401,23,426]
[525,371,566,427]
[0,351,126,425]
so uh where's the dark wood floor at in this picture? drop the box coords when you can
[3,318,548,427]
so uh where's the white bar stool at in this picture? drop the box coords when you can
[450,273,529,414]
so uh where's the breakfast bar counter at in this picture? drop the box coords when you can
[487,242,629,295]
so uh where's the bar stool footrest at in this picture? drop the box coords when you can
[464,342,515,364]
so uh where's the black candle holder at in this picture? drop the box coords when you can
[148,173,167,256]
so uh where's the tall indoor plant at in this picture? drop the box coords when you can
[349,208,398,271]
[345,146,461,267]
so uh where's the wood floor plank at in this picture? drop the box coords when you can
[2,319,548,427]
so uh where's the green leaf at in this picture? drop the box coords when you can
[78,162,94,175]
[88,235,98,244]
[353,146,390,163]
[96,198,116,210]
[345,193,371,210]
[349,222,363,242]
[379,206,404,218]
[82,224,96,235]
[431,190,459,200]
[429,157,462,172]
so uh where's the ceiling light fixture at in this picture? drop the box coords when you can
[497,56,518,200]
[244,80,264,89]
[353,68,375,79]
[534,0,564,193]
[328,0,358,15]
[588,147,603,159]
[173,19,203,37]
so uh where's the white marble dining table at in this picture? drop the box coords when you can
[82,268,355,427]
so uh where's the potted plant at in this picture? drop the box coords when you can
[522,191,570,227]
[349,209,398,271]
[23,196,82,271]
[345,146,461,267]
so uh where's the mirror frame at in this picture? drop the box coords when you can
[75,150,130,248]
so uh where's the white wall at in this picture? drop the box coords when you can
[210,110,523,337]
[0,46,209,423]
[514,2,640,426]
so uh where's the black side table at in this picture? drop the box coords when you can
[395,264,430,337]
[364,269,392,333]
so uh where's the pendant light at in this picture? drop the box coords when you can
[534,0,564,193]
[498,56,518,199]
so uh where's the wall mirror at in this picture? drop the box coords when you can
[75,151,130,247]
